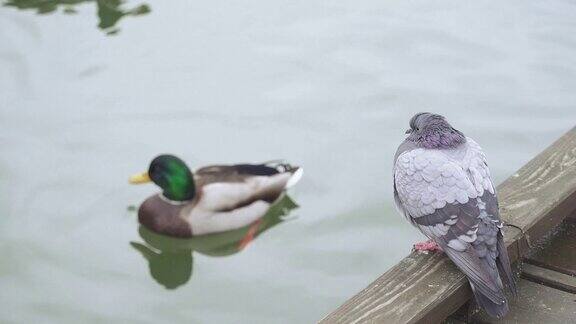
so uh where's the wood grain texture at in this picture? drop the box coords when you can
[320,127,576,324]
[499,129,576,234]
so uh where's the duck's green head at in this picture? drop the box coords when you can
[130,155,196,201]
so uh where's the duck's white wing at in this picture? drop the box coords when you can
[190,200,271,235]
[197,173,292,212]
[188,173,292,235]
[393,139,514,318]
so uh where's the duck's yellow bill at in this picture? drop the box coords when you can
[129,172,151,184]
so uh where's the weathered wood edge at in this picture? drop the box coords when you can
[320,127,576,324]
[521,263,576,294]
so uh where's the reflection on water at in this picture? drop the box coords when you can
[130,195,298,289]
[2,0,150,34]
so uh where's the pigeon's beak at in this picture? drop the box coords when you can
[405,129,412,134]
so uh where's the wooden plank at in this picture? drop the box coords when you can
[467,279,576,323]
[498,128,576,243]
[320,227,523,324]
[318,252,468,324]
[321,127,576,324]
[521,263,576,294]
[526,219,576,276]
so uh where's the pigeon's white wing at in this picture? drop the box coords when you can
[393,139,513,317]
[394,138,494,219]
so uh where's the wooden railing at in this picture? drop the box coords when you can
[320,127,576,324]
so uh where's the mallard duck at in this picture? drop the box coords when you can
[129,154,302,237]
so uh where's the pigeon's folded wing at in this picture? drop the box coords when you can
[393,139,495,219]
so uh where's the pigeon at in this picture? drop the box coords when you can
[393,112,517,318]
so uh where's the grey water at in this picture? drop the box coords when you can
[1,0,576,323]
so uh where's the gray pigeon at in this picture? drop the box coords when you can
[393,112,517,318]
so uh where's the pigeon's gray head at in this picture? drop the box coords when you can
[405,112,466,149]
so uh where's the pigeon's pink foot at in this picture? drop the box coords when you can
[413,240,443,253]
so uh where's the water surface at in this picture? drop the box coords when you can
[1,0,576,323]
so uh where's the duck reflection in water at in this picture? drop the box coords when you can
[130,195,298,289]
[3,0,150,35]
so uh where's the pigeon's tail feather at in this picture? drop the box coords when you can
[496,232,518,297]
[470,282,509,319]
[443,244,509,318]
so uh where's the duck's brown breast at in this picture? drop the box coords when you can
[138,195,193,238]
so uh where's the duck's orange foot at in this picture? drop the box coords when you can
[238,219,262,250]
[413,240,443,253]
